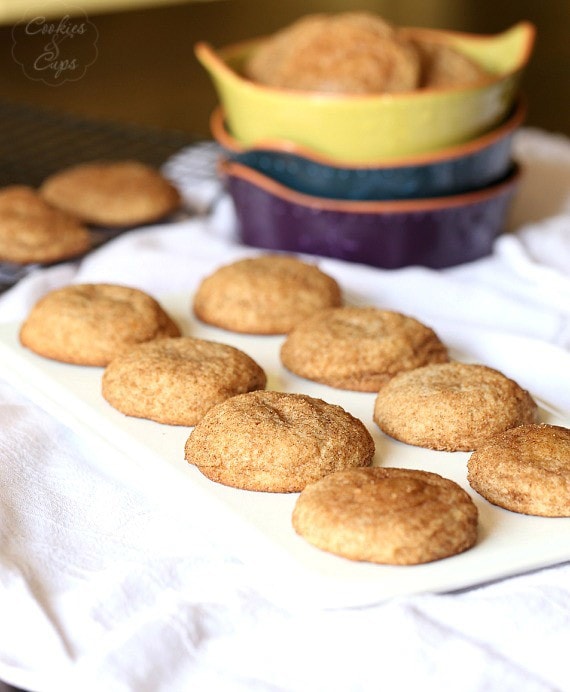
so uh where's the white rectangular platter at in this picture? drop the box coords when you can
[1,292,569,609]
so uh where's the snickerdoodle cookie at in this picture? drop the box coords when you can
[280,306,448,391]
[193,254,342,334]
[40,160,181,227]
[102,337,266,426]
[401,32,491,89]
[0,185,91,264]
[20,283,180,366]
[373,362,538,451]
[245,12,421,93]
[184,390,375,492]
[467,424,570,516]
[292,467,478,565]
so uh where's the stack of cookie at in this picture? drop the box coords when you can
[243,13,487,95]
[18,253,570,568]
[0,160,181,270]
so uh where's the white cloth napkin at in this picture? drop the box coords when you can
[0,128,570,692]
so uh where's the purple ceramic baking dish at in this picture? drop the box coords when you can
[221,159,521,269]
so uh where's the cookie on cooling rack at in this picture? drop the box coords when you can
[19,283,181,366]
[0,185,91,264]
[373,362,538,451]
[467,423,570,516]
[184,390,375,492]
[39,160,181,227]
[192,254,342,335]
[280,306,448,391]
[102,336,266,426]
[292,467,478,565]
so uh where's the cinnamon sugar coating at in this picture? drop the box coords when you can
[185,390,375,492]
[40,160,181,227]
[193,254,342,335]
[374,362,538,451]
[102,337,266,426]
[293,467,478,564]
[281,306,448,391]
[20,283,180,366]
[0,185,91,264]
[468,423,570,516]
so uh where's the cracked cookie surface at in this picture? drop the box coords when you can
[185,390,375,492]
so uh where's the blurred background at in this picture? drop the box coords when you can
[0,0,568,141]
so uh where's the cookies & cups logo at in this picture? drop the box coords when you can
[12,5,98,86]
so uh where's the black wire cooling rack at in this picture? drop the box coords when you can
[0,98,201,288]
[0,97,198,188]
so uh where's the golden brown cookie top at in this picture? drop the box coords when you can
[185,389,375,492]
[401,33,491,88]
[245,12,421,94]
[373,362,538,451]
[292,467,478,565]
[193,254,342,334]
[0,185,91,264]
[280,306,449,391]
[102,336,267,426]
[19,283,180,366]
[40,160,181,227]
[467,423,570,516]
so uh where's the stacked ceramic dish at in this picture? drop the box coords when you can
[197,20,536,269]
